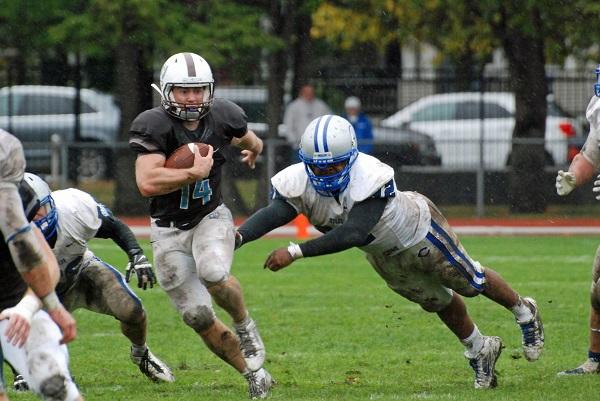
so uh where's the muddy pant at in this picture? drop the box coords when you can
[150,204,235,329]
[366,198,485,312]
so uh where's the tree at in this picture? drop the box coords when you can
[312,0,600,213]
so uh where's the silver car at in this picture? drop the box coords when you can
[0,85,120,179]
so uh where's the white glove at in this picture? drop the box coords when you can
[555,170,576,196]
[592,174,600,200]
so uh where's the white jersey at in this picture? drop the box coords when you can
[52,188,103,273]
[0,129,26,186]
[581,96,600,168]
[271,153,431,255]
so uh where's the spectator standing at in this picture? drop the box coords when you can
[343,96,373,154]
[283,84,331,162]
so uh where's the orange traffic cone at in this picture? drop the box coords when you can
[294,214,310,239]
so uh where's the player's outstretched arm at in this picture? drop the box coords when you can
[94,205,155,289]
[236,198,298,248]
[556,153,596,196]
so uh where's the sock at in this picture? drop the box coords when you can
[461,325,485,358]
[511,297,534,324]
[589,351,600,363]
[131,343,148,357]
[235,313,251,329]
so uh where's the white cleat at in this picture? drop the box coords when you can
[131,348,175,383]
[517,297,544,361]
[557,359,600,376]
[236,318,266,371]
[466,336,503,389]
[245,367,273,399]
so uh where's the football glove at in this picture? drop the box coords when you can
[555,170,576,196]
[126,254,155,290]
[592,174,600,200]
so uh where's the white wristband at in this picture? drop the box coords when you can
[287,242,303,260]
[42,291,61,311]
[16,294,42,319]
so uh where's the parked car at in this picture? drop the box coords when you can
[0,85,120,179]
[214,86,441,168]
[381,92,581,169]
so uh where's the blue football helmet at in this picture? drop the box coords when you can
[23,173,57,241]
[299,115,358,196]
[595,64,600,97]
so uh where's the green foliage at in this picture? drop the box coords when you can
[7,235,600,400]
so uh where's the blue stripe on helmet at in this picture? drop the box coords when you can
[321,115,333,152]
[313,116,323,152]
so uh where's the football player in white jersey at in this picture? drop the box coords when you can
[236,115,545,389]
[555,65,600,375]
[0,130,83,401]
[18,173,174,385]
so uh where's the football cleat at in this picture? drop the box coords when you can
[557,359,600,376]
[236,318,266,371]
[245,367,273,399]
[517,297,544,361]
[13,374,29,392]
[466,336,503,389]
[130,347,175,383]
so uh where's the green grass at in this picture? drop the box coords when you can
[7,236,600,400]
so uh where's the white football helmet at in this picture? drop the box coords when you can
[299,115,358,196]
[22,173,57,240]
[152,52,214,121]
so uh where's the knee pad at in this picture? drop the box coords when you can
[182,305,215,332]
[39,374,67,401]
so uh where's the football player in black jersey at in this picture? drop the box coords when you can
[129,52,272,399]
[0,129,83,401]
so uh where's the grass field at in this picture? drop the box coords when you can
[7,235,600,401]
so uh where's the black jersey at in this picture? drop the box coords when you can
[129,99,247,229]
[0,179,39,312]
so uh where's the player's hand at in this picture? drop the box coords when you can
[556,170,576,196]
[263,248,294,271]
[0,307,32,347]
[592,174,600,200]
[234,230,243,250]
[47,305,77,344]
[240,149,259,170]
[190,144,214,179]
[126,254,155,290]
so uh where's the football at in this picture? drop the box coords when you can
[164,142,210,169]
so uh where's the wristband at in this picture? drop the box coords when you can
[287,242,303,260]
[42,291,61,311]
[17,294,43,317]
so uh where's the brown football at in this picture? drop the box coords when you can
[164,143,210,169]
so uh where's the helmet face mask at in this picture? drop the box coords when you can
[299,115,358,197]
[153,52,214,121]
[23,173,57,241]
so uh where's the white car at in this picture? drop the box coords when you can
[381,92,580,169]
[0,85,120,179]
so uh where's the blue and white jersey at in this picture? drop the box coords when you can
[271,153,431,254]
[51,188,102,275]
[581,96,600,168]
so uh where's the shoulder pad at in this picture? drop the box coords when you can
[587,96,600,129]
[130,108,172,137]
[348,154,395,202]
[271,163,308,198]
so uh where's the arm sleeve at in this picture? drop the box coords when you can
[94,205,143,257]
[299,196,387,257]
[237,198,298,246]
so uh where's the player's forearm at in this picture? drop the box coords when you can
[569,153,596,187]
[232,131,263,154]
[136,167,200,197]
[18,227,60,298]
[238,199,298,246]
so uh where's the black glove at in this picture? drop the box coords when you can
[125,253,155,290]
